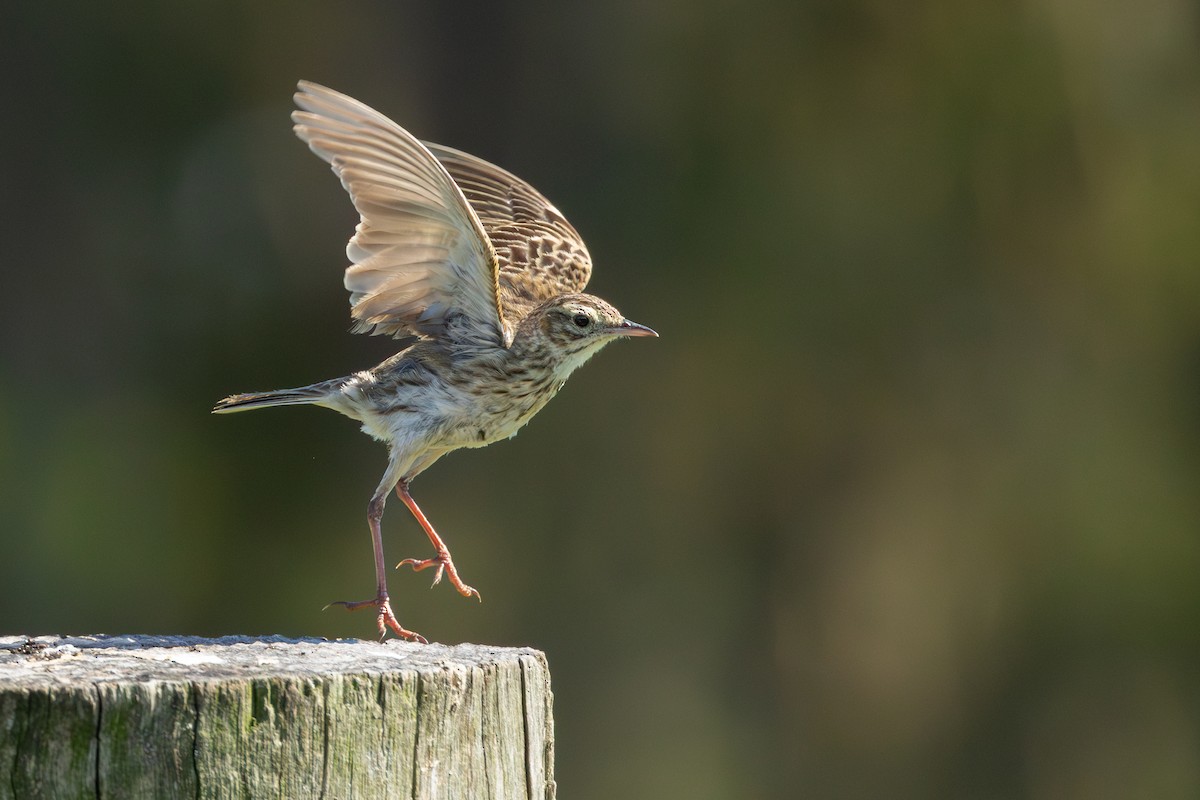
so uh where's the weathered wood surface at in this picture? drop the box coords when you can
[0,634,555,800]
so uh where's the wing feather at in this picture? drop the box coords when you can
[292,82,507,344]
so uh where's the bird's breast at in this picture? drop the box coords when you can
[444,368,562,448]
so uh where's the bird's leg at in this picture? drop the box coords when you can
[326,486,427,642]
[395,479,481,600]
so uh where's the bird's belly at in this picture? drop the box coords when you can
[349,373,559,452]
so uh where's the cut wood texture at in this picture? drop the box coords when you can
[0,634,555,799]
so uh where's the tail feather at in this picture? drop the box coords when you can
[212,381,340,414]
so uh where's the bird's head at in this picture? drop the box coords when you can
[517,293,657,378]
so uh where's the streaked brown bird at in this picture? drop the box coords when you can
[214,82,656,641]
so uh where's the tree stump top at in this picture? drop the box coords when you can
[0,634,540,686]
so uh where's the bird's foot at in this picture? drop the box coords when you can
[324,593,427,643]
[397,551,481,600]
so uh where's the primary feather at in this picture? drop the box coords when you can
[292,81,507,345]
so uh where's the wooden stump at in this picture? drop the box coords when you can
[0,635,555,800]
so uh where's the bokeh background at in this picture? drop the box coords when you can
[4,2,1200,797]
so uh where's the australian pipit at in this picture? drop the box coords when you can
[214,82,656,641]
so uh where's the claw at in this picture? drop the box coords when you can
[397,556,481,601]
[325,594,427,642]
[398,557,447,587]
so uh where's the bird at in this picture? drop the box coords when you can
[213,82,657,642]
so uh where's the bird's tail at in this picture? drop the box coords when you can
[212,379,342,414]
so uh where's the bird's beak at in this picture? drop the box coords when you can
[607,319,658,338]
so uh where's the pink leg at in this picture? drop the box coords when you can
[395,480,481,600]
[326,489,427,642]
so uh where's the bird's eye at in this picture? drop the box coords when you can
[572,313,591,328]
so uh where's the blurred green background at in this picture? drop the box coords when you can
[4,1,1200,797]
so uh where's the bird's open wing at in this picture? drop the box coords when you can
[423,143,593,319]
[292,82,506,345]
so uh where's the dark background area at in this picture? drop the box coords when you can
[4,2,1200,797]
